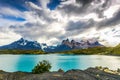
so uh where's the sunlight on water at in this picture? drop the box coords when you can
[0,54,120,72]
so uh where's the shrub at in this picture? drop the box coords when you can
[58,68,64,72]
[32,60,51,74]
[117,68,120,72]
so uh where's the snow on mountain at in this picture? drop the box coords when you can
[41,43,48,51]
[44,39,103,52]
[0,38,103,52]
[0,38,42,50]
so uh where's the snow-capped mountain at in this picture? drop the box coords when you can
[44,39,103,52]
[0,38,42,50]
[0,38,103,52]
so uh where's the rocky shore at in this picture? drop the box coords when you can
[0,67,120,80]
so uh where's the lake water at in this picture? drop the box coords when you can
[0,54,120,72]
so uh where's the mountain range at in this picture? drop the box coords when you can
[0,38,42,50]
[0,38,103,52]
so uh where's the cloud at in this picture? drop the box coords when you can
[1,0,120,46]
[0,27,21,46]
[57,0,120,30]
[39,0,50,9]
[76,0,93,6]
[0,17,24,26]
[98,26,120,46]
[8,1,67,45]
[0,6,24,18]
[98,9,120,28]
[57,0,112,18]
[11,0,120,46]
[66,19,94,31]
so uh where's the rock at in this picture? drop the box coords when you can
[0,67,120,80]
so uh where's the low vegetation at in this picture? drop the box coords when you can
[61,45,120,55]
[32,60,51,74]
[1,44,120,55]
[0,49,46,54]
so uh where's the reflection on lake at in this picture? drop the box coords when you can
[0,54,120,72]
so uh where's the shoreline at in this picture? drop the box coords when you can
[0,67,120,80]
[0,53,119,57]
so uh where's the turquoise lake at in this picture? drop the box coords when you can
[0,54,120,72]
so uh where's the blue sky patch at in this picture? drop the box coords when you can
[3,16,26,22]
[47,0,61,10]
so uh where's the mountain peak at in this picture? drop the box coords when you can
[61,39,103,49]
[19,38,27,41]
[0,38,42,50]
[20,38,24,40]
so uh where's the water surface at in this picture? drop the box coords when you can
[0,54,120,72]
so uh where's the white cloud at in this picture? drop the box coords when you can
[0,27,21,46]
[0,17,24,26]
[1,0,120,46]
[104,5,120,18]
[98,27,120,47]
[0,6,24,18]
[39,0,50,9]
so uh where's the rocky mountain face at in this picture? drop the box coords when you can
[0,38,42,50]
[44,44,72,52]
[62,39,103,49]
[0,38,103,52]
[44,39,103,52]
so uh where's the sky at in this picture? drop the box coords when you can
[0,0,120,46]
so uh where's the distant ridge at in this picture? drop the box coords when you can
[0,38,42,50]
[44,39,103,52]
[0,38,103,52]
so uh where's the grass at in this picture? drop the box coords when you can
[0,49,46,54]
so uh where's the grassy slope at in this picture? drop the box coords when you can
[0,49,46,54]
[60,46,120,55]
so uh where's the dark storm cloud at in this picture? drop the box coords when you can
[65,8,120,31]
[57,0,112,18]
[57,1,89,16]
[58,0,119,33]
[64,19,95,38]
[76,0,111,8]
[66,19,94,31]
[98,9,120,28]
[76,0,93,6]
[95,0,112,18]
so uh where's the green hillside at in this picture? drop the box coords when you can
[0,49,46,54]
[61,44,120,55]
[1,44,120,55]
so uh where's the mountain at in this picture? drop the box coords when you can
[44,39,103,52]
[61,39,103,49]
[0,38,42,50]
[44,44,72,52]
[0,38,103,53]
[41,43,48,50]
